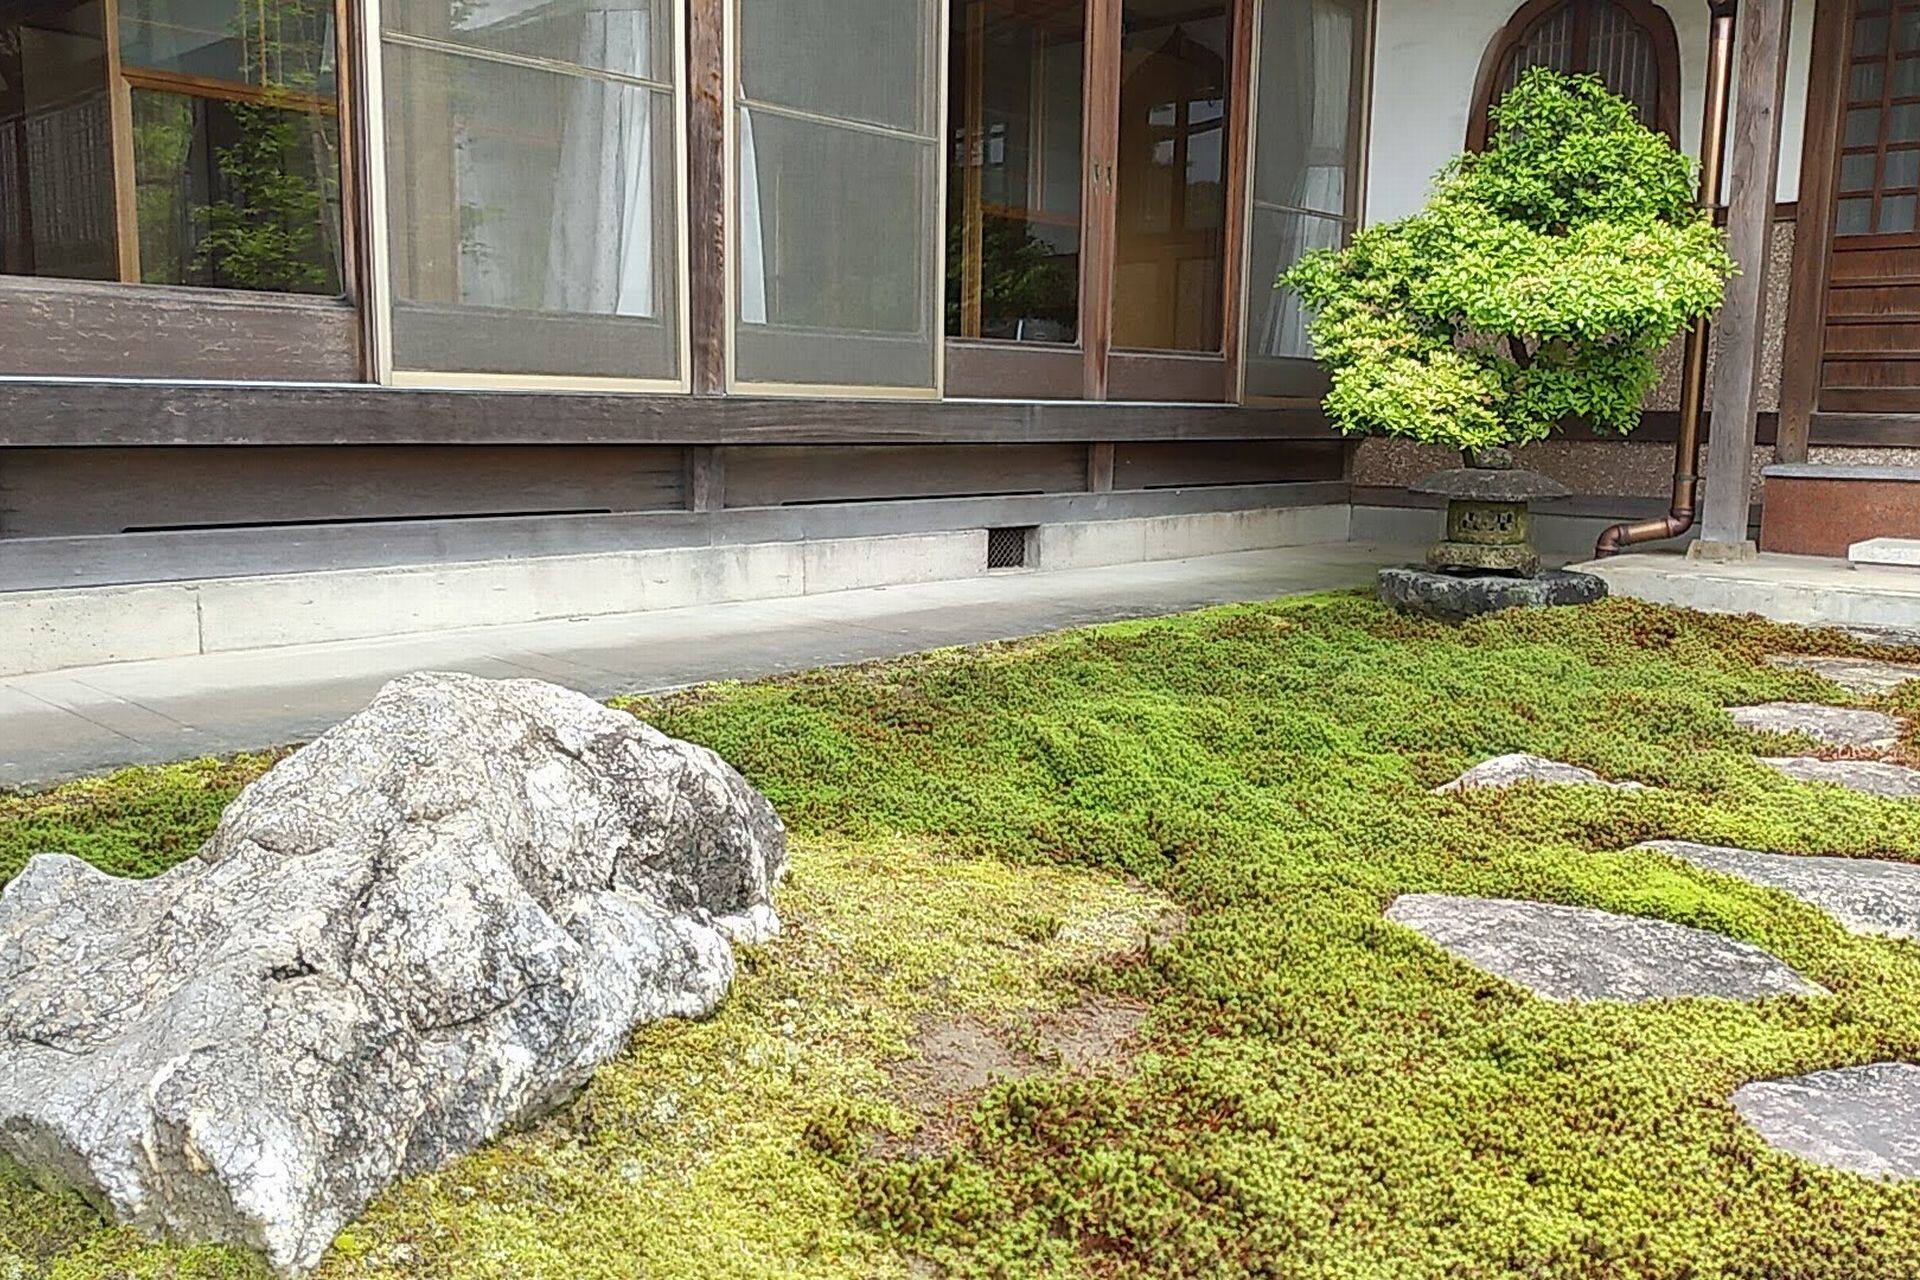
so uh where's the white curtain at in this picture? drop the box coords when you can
[1258,0,1354,360]
[738,109,768,324]
[445,0,656,317]
[545,6,655,316]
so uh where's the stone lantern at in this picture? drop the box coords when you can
[1413,447,1567,577]
[1378,448,1609,620]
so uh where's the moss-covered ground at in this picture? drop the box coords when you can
[8,594,1920,1278]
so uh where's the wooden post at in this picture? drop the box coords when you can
[686,446,725,512]
[1699,0,1792,553]
[1086,442,1115,492]
[686,0,728,395]
[1775,0,1849,465]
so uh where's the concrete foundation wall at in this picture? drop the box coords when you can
[0,504,1353,677]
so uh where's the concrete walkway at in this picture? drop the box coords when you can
[0,541,1409,790]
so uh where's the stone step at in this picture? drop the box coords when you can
[1768,654,1920,695]
[1384,895,1824,1003]
[1734,1064,1920,1180]
[1728,703,1905,750]
[1638,841,1920,939]
[1851,538,1920,569]
[1433,753,1644,795]
[1762,756,1920,799]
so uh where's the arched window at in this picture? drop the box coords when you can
[1468,0,1681,149]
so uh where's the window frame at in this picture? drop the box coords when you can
[1235,0,1375,405]
[0,0,366,379]
[944,0,1262,403]
[358,0,694,393]
[1468,0,1682,150]
[723,0,948,400]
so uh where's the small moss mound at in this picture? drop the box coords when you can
[9,594,1920,1278]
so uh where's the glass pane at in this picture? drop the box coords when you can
[0,0,118,279]
[381,0,672,84]
[1887,147,1920,188]
[1895,55,1920,97]
[739,0,931,133]
[1245,208,1345,378]
[736,106,938,387]
[1252,0,1358,216]
[1846,106,1884,146]
[1858,14,1890,57]
[945,0,1083,344]
[1841,150,1879,191]
[381,41,680,380]
[1882,192,1918,231]
[119,0,335,91]
[1894,101,1920,141]
[1852,59,1886,101]
[1112,0,1232,353]
[1901,8,1920,53]
[131,88,341,292]
[1837,195,1875,235]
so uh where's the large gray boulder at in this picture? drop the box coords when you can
[0,672,786,1276]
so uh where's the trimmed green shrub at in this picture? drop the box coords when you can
[1284,70,1733,450]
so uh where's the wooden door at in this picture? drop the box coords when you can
[1820,0,1920,412]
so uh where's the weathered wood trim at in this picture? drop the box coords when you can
[0,280,361,381]
[1700,0,1793,546]
[0,382,1341,447]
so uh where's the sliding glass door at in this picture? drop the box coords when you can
[944,0,1248,401]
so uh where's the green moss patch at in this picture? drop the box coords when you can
[9,594,1920,1277]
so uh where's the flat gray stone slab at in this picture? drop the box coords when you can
[1769,654,1920,696]
[1729,702,1904,750]
[1763,756,1920,799]
[1384,895,1825,1002]
[1639,840,1920,939]
[1734,1063,1920,1180]
[1434,752,1646,795]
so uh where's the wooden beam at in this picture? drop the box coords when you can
[1700,0,1793,550]
[0,382,1341,448]
[1775,0,1847,464]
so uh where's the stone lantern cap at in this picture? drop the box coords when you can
[1412,464,1570,503]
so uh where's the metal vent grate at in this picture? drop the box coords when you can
[986,526,1033,570]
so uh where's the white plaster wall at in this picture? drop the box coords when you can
[1364,0,1818,225]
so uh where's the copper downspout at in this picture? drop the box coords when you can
[1595,0,1739,557]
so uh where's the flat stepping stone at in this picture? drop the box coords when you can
[1769,655,1920,696]
[1729,703,1904,750]
[1639,840,1920,939]
[1763,757,1920,799]
[1434,753,1645,795]
[1384,895,1825,1002]
[1734,1063,1920,1180]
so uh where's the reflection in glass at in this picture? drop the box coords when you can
[945,0,1082,344]
[380,1,681,380]
[1112,0,1230,353]
[132,88,341,291]
[1244,0,1362,383]
[119,0,335,90]
[0,0,118,278]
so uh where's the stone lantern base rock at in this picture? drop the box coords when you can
[1378,566,1609,621]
